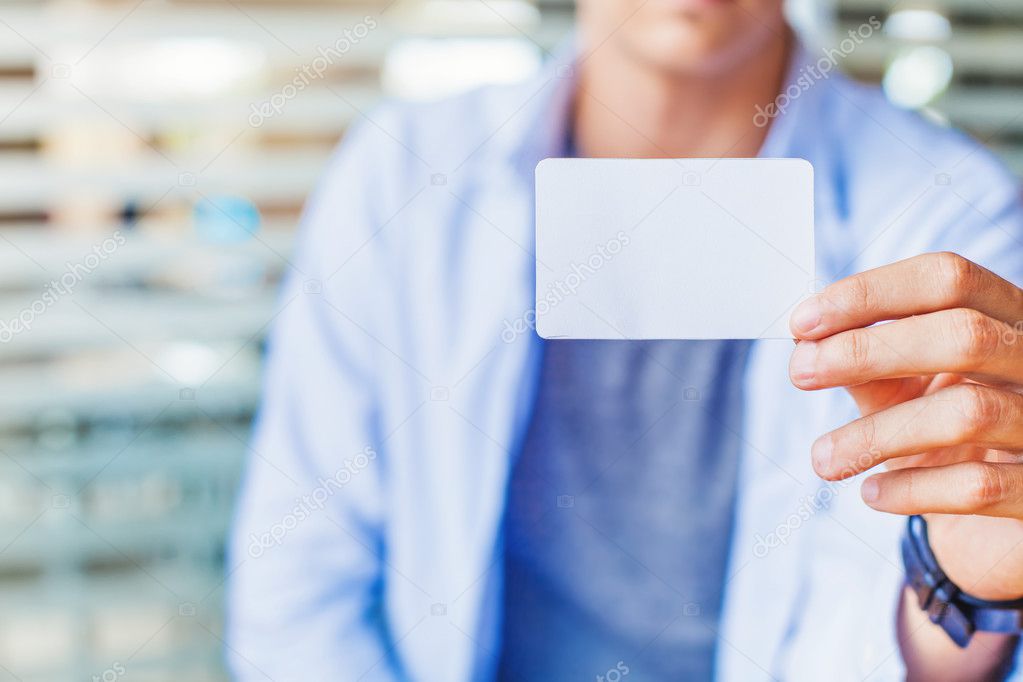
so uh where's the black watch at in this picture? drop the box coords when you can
[901,514,1023,647]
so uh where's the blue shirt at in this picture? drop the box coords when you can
[500,339,751,681]
[226,43,1023,681]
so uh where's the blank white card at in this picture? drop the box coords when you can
[534,158,815,340]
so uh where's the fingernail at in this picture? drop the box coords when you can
[791,297,823,336]
[811,435,833,474]
[861,477,880,503]
[789,341,818,385]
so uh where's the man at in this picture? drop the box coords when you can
[227,1,1023,680]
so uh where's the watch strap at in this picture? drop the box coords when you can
[902,514,1023,647]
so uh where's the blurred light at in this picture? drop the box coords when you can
[192,195,266,298]
[52,39,265,100]
[158,342,223,385]
[1,613,74,668]
[416,0,541,29]
[785,0,830,40]
[883,9,952,41]
[882,46,954,109]
[919,107,950,127]
[383,38,541,100]
[194,195,261,243]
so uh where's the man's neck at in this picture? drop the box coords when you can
[572,36,792,159]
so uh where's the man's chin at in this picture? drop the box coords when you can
[620,30,763,77]
[641,9,792,76]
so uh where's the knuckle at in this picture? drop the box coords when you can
[952,384,1002,436]
[933,251,978,305]
[947,308,1000,365]
[837,275,873,315]
[841,330,873,372]
[851,416,881,468]
[962,462,1006,509]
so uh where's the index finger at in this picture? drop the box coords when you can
[790,252,1023,340]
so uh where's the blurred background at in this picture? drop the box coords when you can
[0,0,1019,680]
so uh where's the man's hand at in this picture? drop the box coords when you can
[788,252,1023,679]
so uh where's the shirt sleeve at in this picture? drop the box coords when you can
[225,107,407,682]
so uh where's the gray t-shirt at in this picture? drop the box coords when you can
[499,339,751,681]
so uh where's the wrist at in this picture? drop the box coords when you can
[928,514,1023,602]
[900,587,1018,682]
[902,515,1023,648]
